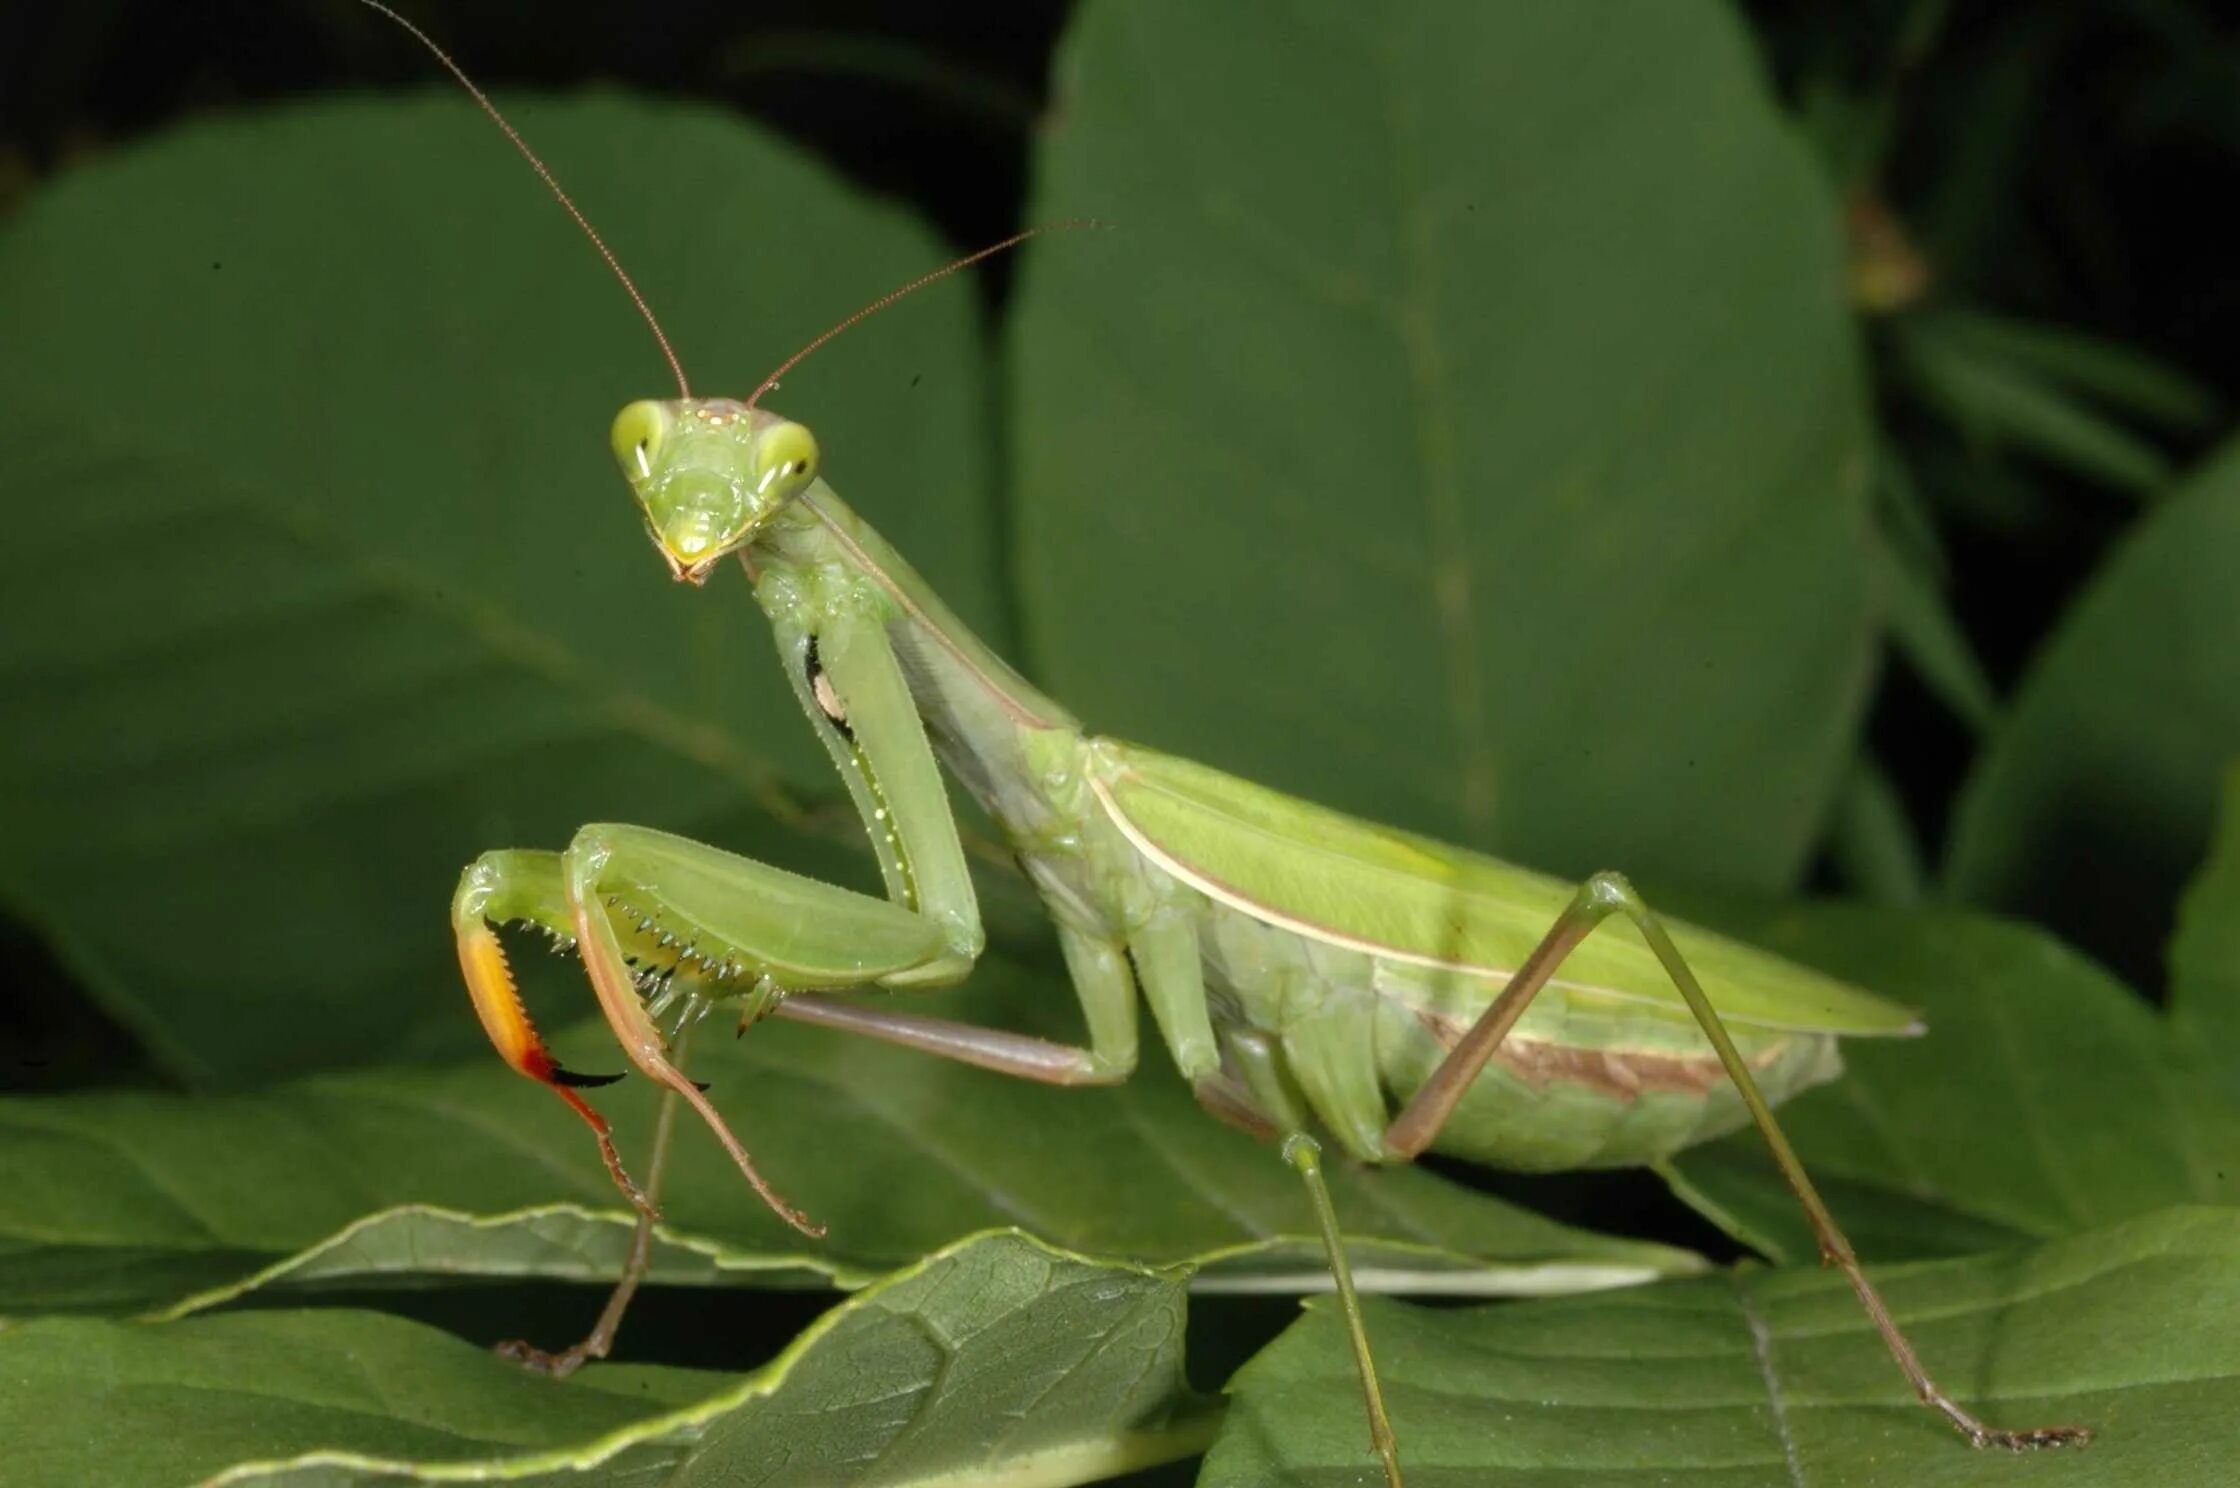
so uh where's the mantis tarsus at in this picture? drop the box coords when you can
[353,4,2093,1481]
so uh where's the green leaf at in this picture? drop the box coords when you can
[1009,0,1875,895]
[1910,433,2056,533]
[1823,752,1928,902]
[1873,437,1950,584]
[0,95,998,1087]
[1207,1205,2240,1486]
[0,964,1699,1320]
[1876,525,1999,734]
[0,1229,1220,1488]
[1894,312,2173,493]
[1930,309,2219,432]
[2172,765,2240,1101]
[1947,436,2240,978]
[1663,904,2240,1266]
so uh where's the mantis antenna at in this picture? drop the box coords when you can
[347,0,693,397]
[353,1,1100,411]
[743,219,1108,411]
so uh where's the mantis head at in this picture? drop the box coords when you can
[611,398,821,584]
[346,3,1076,593]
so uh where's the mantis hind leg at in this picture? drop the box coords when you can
[1384,871,2092,1452]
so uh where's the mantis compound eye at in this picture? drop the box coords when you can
[610,400,671,482]
[751,421,820,498]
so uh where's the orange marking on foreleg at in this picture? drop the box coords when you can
[456,921,656,1218]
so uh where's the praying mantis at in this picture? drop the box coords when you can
[344,5,2094,1483]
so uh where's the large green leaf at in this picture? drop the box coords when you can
[0,95,998,1086]
[1947,436,2240,979]
[0,1230,1220,1488]
[0,964,1699,1320]
[1662,904,2240,1265]
[1207,1205,2240,1485]
[1009,0,1874,895]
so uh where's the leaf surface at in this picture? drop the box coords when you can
[1208,1206,2240,1486]
[0,96,998,1086]
[0,1230,1219,1488]
[1663,904,2240,1265]
[1011,0,1875,894]
[0,965,1698,1320]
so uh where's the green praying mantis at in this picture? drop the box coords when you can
[344,5,2094,1483]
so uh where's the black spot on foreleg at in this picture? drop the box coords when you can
[804,635,854,741]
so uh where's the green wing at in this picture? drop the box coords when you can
[1092,740,1916,1037]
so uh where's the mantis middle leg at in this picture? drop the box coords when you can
[1224,1028,1404,1488]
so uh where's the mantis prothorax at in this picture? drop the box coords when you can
[355,3,2094,1480]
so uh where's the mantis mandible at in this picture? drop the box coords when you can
[352,5,2093,1482]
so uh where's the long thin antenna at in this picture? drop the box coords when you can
[349,0,691,397]
[744,219,1106,412]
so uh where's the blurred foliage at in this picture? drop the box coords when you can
[2,0,2238,1483]
[1747,0,2235,972]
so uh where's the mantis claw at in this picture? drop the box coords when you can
[550,1066,625,1089]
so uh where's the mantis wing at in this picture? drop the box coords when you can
[1091,741,1917,1038]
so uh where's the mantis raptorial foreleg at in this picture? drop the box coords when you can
[457,829,929,1231]
[1378,870,2090,1453]
[463,868,1137,1377]
[449,592,1155,1270]
[452,600,975,1223]
[454,842,1145,1173]
[453,849,650,1216]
